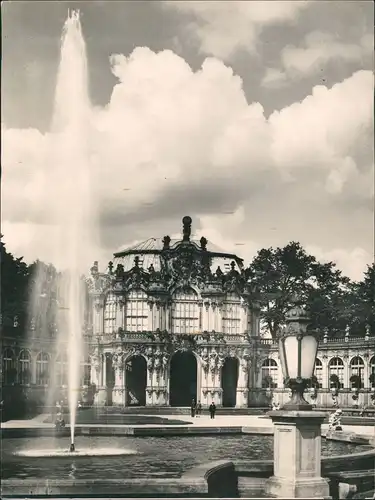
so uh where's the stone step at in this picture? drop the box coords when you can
[102,406,269,415]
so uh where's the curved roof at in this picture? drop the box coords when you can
[112,237,243,275]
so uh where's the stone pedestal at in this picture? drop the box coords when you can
[265,410,331,499]
[112,388,125,405]
[95,387,107,406]
[236,388,249,408]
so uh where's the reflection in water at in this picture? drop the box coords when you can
[2,435,370,481]
[68,463,76,479]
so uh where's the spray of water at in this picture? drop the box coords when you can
[29,9,95,450]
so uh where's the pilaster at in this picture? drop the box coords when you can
[236,357,249,407]
[321,355,328,389]
[112,354,125,405]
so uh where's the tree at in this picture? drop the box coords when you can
[246,242,352,338]
[0,237,30,335]
[351,263,375,335]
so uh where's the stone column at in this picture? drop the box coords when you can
[321,356,328,389]
[147,301,153,330]
[202,302,209,331]
[94,353,107,405]
[112,353,125,406]
[363,357,370,389]
[236,358,249,408]
[31,353,37,385]
[89,352,100,388]
[165,301,171,332]
[217,303,223,333]
[196,356,202,404]
[146,356,155,406]
[211,303,218,331]
[93,297,103,336]
[115,297,122,332]
[240,304,247,334]
[343,356,351,390]
[265,411,330,499]
[99,353,108,404]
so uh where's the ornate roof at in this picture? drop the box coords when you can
[113,236,243,274]
[88,216,248,297]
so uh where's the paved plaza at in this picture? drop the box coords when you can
[2,412,374,440]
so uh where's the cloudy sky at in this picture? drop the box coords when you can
[2,0,374,280]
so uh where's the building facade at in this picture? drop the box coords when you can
[2,216,375,409]
[86,216,375,408]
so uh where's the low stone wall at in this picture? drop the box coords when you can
[1,478,207,497]
[185,460,238,498]
[1,425,245,439]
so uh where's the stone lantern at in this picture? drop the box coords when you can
[265,298,330,499]
[278,301,319,410]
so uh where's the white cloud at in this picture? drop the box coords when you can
[305,245,372,281]
[163,0,311,60]
[268,70,374,190]
[262,31,373,86]
[196,212,371,281]
[2,48,373,277]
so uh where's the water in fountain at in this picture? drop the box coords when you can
[29,9,96,451]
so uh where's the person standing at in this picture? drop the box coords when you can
[209,401,216,419]
[196,401,202,417]
[190,398,196,417]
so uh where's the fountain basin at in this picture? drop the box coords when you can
[2,435,371,480]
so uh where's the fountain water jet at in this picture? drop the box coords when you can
[29,9,96,453]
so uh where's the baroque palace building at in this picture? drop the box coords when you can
[1,216,375,409]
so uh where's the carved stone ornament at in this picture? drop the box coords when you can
[240,358,249,373]
[199,347,209,372]
[90,350,101,371]
[112,349,124,370]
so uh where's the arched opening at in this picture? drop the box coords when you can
[55,353,68,387]
[328,357,344,388]
[2,348,16,385]
[314,358,323,388]
[36,352,50,386]
[169,351,197,406]
[221,357,239,407]
[125,355,147,406]
[261,359,278,388]
[106,353,114,406]
[19,350,31,385]
[349,356,364,388]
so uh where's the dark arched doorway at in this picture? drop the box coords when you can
[169,351,197,406]
[125,356,147,406]
[221,357,239,407]
[106,354,115,406]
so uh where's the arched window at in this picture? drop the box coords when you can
[328,357,344,388]
[125,290,149,332]
[56,353,68,386]
[36,352,50,386]
[19,350,31,385]
[104,293,117,335]
[314,358,323,388]
[349,356,364,388]
[171,288,200,334]
[370,356,375,388]
[2,348,16,385]
[222,293,241,335]
[261,358,278,388]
